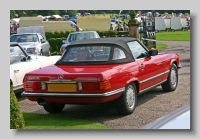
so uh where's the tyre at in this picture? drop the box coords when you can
[40,50,43,56]
[114,83,137,115]
[48,50,51,56]
[161,63,178,92]
[43,103,65,113]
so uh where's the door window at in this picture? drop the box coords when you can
[127,41,148,60]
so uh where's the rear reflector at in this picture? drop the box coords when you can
[100,80,111,90]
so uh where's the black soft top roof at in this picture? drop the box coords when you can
[69,37,139,54]
[70,37,137,46]
[56,37,147,65]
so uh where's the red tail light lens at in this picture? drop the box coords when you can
[32,82,41,90]
[80,80,111,92]
[23,81,46,92]
[82,82,99,90]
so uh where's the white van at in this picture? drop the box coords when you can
[17,26,46,39]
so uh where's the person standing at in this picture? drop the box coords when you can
[14,23,18,33]
[123,22,128,31]
[10,22,13,35]
[110,24,114,30]
[117,24,123,31]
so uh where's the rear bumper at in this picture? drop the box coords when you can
[22,87,125,104]
[21,87,125,98]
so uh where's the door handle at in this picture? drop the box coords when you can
[140,64,145,69]
[14,70,19,73]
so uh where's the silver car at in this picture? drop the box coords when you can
[60,31,100,53]
[10,33,51,56]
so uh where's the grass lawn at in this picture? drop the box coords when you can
[156,43,167,50]
[23,112,112,129]
[156,31,190,41]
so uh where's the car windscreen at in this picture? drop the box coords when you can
[61,45,111,62]
[67,32,97,42]
[10,46,27,65]
[10,34,39,43]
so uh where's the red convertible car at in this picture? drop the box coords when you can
[22,37,182,115]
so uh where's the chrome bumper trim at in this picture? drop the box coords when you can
[140,70,169,84]
[21,87,125,98]
[12,84,23,91]
[139,79,167,94]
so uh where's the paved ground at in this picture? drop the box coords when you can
[18,40,190,129]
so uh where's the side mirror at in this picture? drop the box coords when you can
[148,48,158,56]
[27,55,32,61]
[41,39,46,43]
[62,40,66,44]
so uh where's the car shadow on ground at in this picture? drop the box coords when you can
[42,87,169,122]
[15,91,26,101]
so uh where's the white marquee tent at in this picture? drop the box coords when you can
[10,18,20,24]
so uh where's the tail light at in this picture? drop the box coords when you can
[79,80,111,92]
[100,80,111,90]
[82,82,99,90]
[23,81,47,92]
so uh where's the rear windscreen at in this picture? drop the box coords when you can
[61,45,111,62]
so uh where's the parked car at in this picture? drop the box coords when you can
[69,17,77,24]
[10,33,51,56]
[115,19,122,24]
[22,37,182,115]
[60,31,100,53]
[10,43,61,93]
[142,105,190,129]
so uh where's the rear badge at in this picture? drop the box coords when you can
[28,76,40,80]
[58,74,64,80]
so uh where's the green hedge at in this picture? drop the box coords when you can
[48,38,66,52]
[45,30,129,39]
[10,84,25,129]
[46,30,73,40]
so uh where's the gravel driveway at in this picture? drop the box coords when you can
[18,40,190,129]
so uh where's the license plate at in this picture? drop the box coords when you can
[47,83,77,92]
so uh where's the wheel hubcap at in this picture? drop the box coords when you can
[126,85,135,109]
[170,68,177,87]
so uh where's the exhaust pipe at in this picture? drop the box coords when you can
[37,98,49,106]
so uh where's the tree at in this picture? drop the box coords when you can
[10,10,15,19]
[59,10,68,16]
[88,10,97,14]
[37,10,60,16]
[66,10,78,17]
